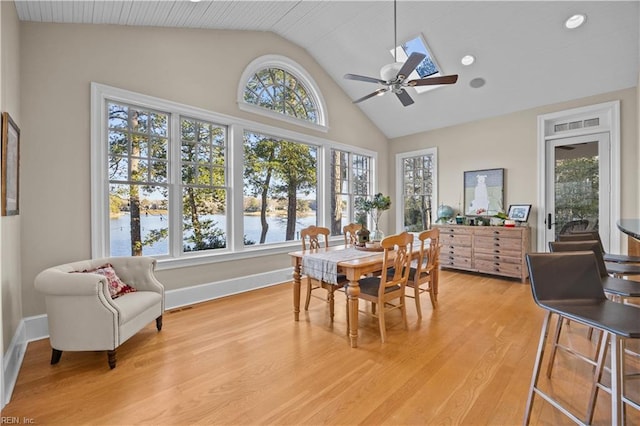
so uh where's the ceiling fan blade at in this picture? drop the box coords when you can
[396,52,426,81]
[407,74,459,87]
[395,89,414,106]
[344,73,387,85]
[353,88,388,104]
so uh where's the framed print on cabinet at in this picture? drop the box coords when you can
[507,204,531,222]
[463,168,504,216]
[2,112,20,216]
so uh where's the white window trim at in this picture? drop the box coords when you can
[91,83,373,270]
[237,54,329,133]
[395,147,438,232]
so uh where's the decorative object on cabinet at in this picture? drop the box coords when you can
[356,193,391,242]
[507,204,531,223]
[434,224,530,282]
[1,112,20,216]
[463,168,504,216]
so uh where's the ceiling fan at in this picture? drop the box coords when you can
[343,1,458,107]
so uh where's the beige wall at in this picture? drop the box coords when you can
[1,1,21,353]
[18,22,389,317]
[390,87,638,251]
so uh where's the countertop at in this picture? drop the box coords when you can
[617,219,640,240]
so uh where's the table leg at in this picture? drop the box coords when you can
[346,279,360,348]
[293,260,301,321]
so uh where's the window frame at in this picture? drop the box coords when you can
[237,55,329,133]
[395,147,438,232]
[92,83,374,270]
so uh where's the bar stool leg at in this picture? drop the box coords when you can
[524,311,552,425]
[610,335,625,425]
[586,332,608,424]
[546,314,564,378]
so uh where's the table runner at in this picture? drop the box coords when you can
[302,247,378,284]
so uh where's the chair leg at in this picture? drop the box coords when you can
[51,349,62,365]
[378,304,387,343]
[413,285,423,319]
[304,277,313,310]
[156,315,163,331]
[586,331,609,424]
[107,350,117,369]
[400,296,408,330]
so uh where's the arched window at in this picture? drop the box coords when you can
[238,55,327,132]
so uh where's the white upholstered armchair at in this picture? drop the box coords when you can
[34,256,165,369]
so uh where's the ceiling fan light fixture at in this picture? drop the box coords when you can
[461,55,475,66]
[380,62,403,82]
[565,14,586,29]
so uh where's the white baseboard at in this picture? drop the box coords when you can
[2,267,293,407]
[3,321,27,407]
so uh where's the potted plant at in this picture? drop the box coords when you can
[356,193,391,242]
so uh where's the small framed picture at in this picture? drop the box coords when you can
[507,204,531,222]
[1,112,20,216]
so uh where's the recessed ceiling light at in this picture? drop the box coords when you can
[461,55,475,66]
[469,78,486,89]
[190,0,201,3]
[565,14,586,29]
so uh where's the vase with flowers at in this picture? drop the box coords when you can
[356,193,391,242]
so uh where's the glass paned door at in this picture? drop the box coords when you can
[544,133,610,250]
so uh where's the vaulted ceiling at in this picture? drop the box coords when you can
[14,1,640,139]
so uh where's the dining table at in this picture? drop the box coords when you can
[288,244,390,348]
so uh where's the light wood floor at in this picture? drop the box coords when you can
[3,270,639,425]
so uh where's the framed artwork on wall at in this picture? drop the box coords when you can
[2,112,20,216]
[463,168,504,216]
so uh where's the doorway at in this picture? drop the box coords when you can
[537,101,620,253]
[544,133,610,250]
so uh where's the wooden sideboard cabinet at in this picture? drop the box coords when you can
[435,224,530,283]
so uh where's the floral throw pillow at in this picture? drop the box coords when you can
[83,264,137,299]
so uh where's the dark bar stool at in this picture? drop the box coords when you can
[559,231,640,264]
[524,252,640,425]
[547,240,640,379]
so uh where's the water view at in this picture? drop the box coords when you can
[110,213,317,256]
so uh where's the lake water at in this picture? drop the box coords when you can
[110,212,317,256]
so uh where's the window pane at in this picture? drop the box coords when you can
[109,183,169,257]
[402,154,433,231]
[243,67,319,124]
[182,187,227,251]
[243,131,318,245]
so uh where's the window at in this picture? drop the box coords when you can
[180,117,228,252]
[92,82,373,267]
[243,131,318,245]
[329,149,372,235]
[396,148,438,232]
[391,34,443,94]
[238,55,328,132]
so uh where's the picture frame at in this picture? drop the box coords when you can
[463,168,504,216]
[507,204,532,222]
[2,112,20,216]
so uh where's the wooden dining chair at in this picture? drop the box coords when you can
[405,228,440,318]
[343,223,362,246]
[301,225,346,319]
[351,231,413,343]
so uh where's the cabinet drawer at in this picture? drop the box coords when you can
[474,236,522,252]
[474,228,523,238]
[441,245,472,258]
[437,226,473,235]
[439,255,472,269]
[441,234,472,247]
[475,260,523,277]
[474,252,521,264]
